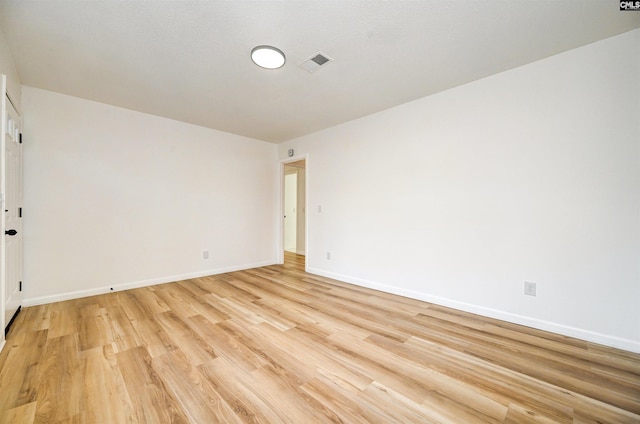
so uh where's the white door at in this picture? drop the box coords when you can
[284,172,297,252]
[3,95,22,329]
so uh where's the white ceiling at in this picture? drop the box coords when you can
[0,1,638,143]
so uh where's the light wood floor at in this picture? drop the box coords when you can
[1,253,639,423]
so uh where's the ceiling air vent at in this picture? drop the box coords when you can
[299,51,333,73]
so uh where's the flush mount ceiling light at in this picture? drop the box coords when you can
[251,45,286,69]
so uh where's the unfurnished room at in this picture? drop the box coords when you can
[0,1,638,423]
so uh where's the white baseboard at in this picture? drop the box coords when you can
[23,260,277,307]
[307,267,640,354]
[295,249,306,256]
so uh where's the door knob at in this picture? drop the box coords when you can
[5,229,17,236]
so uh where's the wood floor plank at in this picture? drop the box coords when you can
[198,356,292,424]
[154,311,218,366]
[175,278,212,298]
[11,303,49,333]
[188,315,269,373]
[300,376,389,424]
[153,349,245,424]
[287,326,373,392]
[34,334,82,423]
[248,362,345,424]
[503,402,561,424]
[116,346,189,423]
[244,322,318,383]
[329,330,510,420]
[128,287,171,316]
[358,380,461,423]
[130,317,177,359]
[0,252,638,422]
[115,290,152,322]
[154,284,202,320]
[3,401,37,424]
[77,304,109,351]
[46,303,79,340]
[401,335,576,423]
[81,346,135,423]
[0,329,48,412]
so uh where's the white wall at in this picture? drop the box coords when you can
[279,30,640,352]
[23,87,278,304]
[0,24,21,108]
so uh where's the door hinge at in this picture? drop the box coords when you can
[19,207,22,217]
[19,281,22,291]
[19,133,22,144]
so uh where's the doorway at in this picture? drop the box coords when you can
[282,159,306,264]
[2,81,23,337]
[284,172,297,252]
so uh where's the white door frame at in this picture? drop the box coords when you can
[277,154,309,268]
[1,83,22,340]
[0,75,24,351]
[283,171,297,252]
[0,75,5,350]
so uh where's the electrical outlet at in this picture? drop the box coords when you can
[524,281,536,296]
[203,251,209,259]
[326,251,331,260]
